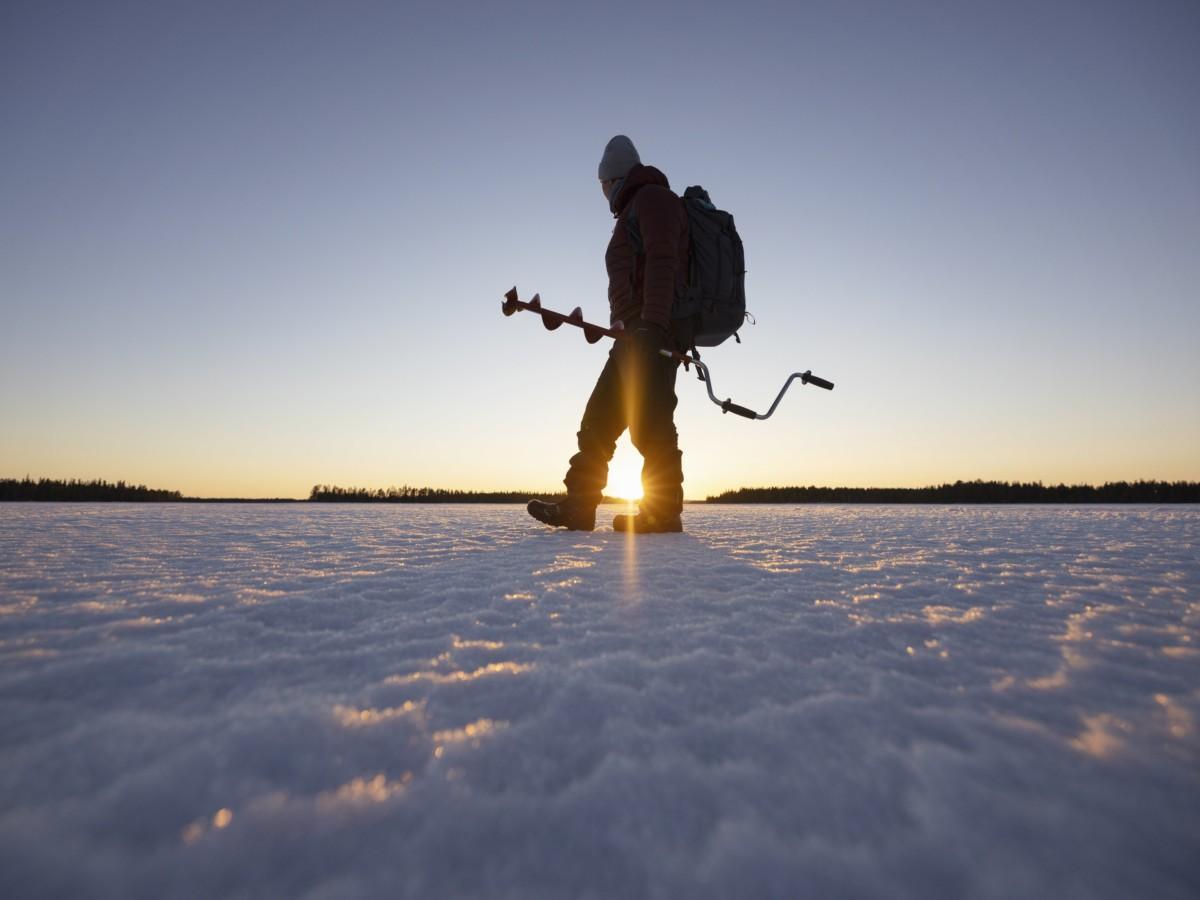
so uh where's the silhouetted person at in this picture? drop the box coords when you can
[528,136,689,533]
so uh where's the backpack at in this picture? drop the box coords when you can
[628,185,747,348]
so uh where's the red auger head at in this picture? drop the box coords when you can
[502,287,520,317]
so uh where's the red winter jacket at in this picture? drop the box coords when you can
[606,164,689,331]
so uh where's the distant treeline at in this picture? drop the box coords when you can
[706,480,1200,504]
[0,477,183,502]
[308,485,625,504]
[310,484,539,503]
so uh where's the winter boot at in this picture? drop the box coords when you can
[526,498,596,531]
[612,510,683,533]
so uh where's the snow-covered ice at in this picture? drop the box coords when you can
[1,503,1197,899]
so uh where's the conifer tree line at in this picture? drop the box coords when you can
[706,480,1200,503]
[308,485,572,503]
[0,477,183,501]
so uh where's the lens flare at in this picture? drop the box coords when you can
[607,444,644,500]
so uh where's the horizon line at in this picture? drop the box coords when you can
[4,476,1200,504]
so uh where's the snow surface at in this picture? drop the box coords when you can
[1,503,1197,899]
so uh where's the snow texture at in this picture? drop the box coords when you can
[1,504,1197,899]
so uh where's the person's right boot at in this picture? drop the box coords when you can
[526,497,596,531]
[612,509,683,533]
[614,482,683,533]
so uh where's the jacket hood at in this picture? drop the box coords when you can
[610,164,671,217]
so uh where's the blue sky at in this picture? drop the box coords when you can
[2,0,1197,498]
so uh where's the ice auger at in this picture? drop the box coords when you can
[501,287,834,421]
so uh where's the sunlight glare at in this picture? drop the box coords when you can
[607,445,643,500]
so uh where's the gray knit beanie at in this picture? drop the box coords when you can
[597,135,640,181]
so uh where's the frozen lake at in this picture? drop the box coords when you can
[1,504,1197,899]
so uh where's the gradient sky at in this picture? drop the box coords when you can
[2,0,1198,499]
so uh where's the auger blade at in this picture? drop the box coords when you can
[502,287,520,316]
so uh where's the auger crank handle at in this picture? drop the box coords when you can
[721,400,758,419]
[802,371,835,391]
[658,350,835,421]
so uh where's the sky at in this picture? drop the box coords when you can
[2,0,1198,500]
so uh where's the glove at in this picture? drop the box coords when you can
[628,318,669,353]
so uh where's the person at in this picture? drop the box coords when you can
[528,135,690,533]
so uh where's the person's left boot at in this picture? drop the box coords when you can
[527,497,596,531]
[612,510,682,533]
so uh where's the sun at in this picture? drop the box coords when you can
[607,446,644,501]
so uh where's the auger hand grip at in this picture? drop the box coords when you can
[803,372,834,390]
[721,400,758,419]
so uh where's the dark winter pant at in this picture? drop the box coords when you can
[563,335,684,517]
